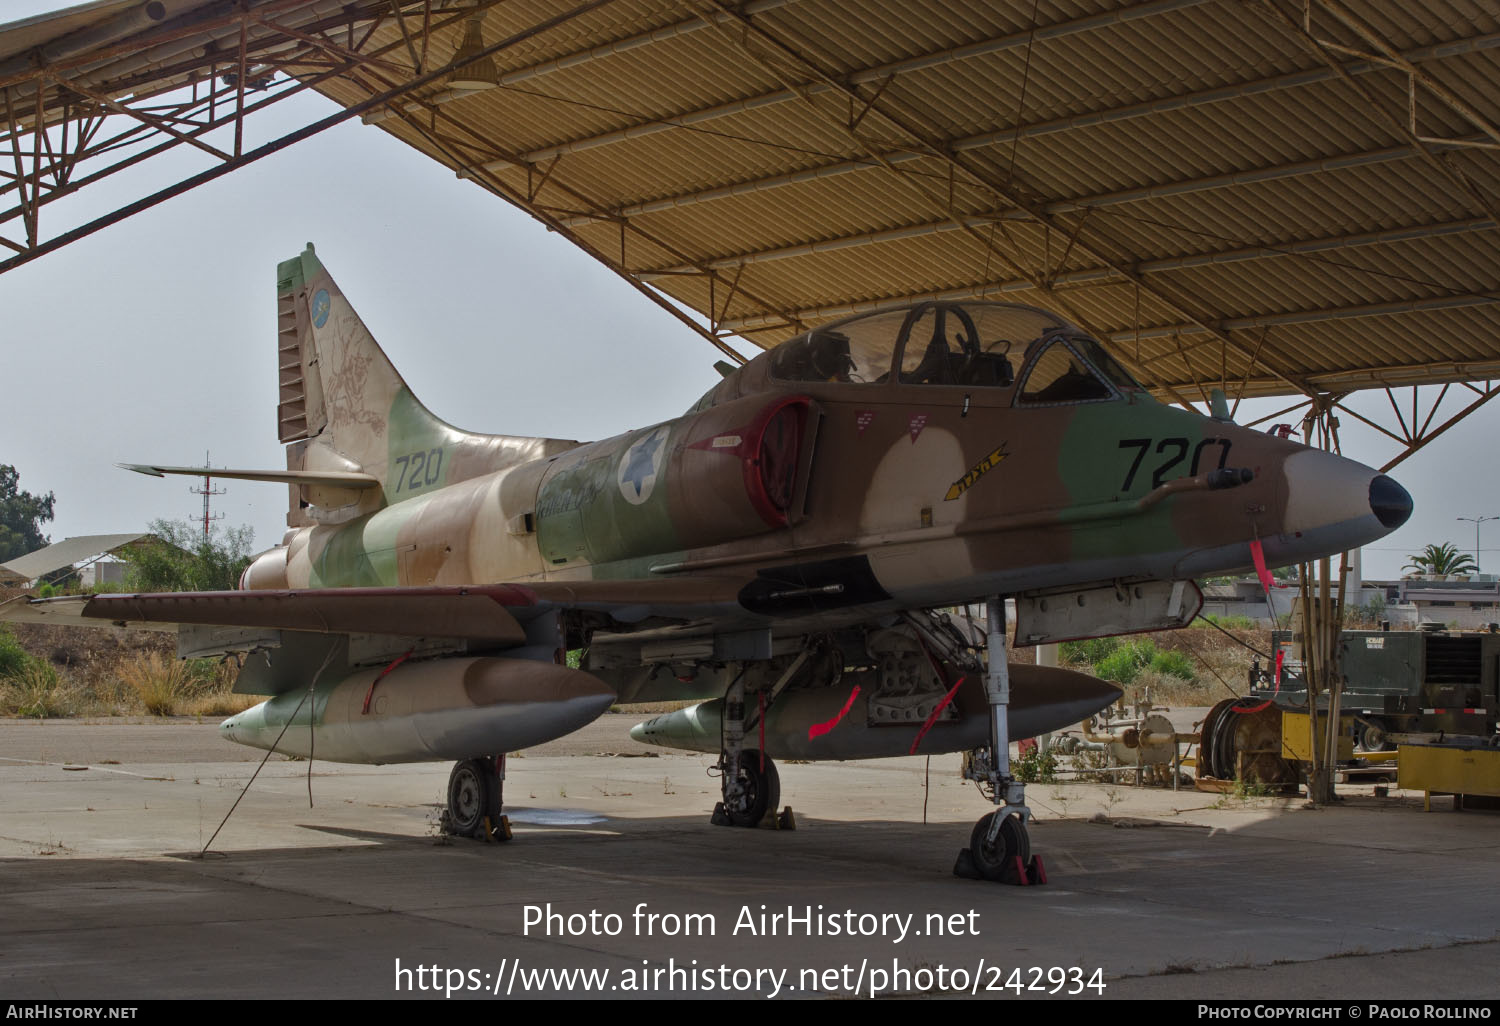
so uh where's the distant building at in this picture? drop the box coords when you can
[77,560,128,588]
[1389,576,1500,630]
[1200,578,1298,623]
[1199,573,1500,629]
[1199,576,1388,625]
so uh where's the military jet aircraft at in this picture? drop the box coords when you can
[5,243,1412,879]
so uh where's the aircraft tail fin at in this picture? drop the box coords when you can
[271,244,578,526]
[274,244,454,494]
[276,242,422,452]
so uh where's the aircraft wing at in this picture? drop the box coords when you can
[0,578,749,641]
[0,593,177,633]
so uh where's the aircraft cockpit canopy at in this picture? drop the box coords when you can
[763,301,1144,401]
[1017,335,1144,405]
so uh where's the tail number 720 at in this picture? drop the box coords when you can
[1118,437,1231,490]
[393,447,445,492]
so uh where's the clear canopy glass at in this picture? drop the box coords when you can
[766,301,1122,393]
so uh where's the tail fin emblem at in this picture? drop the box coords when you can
[311,289,331,327]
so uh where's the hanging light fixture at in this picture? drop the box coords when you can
[449,10,498,91]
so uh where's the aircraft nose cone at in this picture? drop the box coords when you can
[1369,474,1413,530]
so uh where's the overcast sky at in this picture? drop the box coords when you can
[4,1,1499,581]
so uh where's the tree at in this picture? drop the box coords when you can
[0,465,55,562]
[120,519,254,592]
[1404,542,1479,577]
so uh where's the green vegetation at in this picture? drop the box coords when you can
[1404,542,1478,577]
[1088,638,1197,686]
[0,625,66,718]
[1058,632,1210,702]
[1197,614,1256,631]
[1233,776,1273,799]
[0,626,31,679]
[1059,636,1121,665]
[120,519,254,592]
[1345,592,1387,627]
[0,464,54,562]
[1014,743,1059,783]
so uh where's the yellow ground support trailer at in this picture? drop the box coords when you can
[1280,710,1354,763]
[1398,741,1500,811]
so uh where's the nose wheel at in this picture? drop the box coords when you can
[968,811,1030,881]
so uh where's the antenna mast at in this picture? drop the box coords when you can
[189,450,225,540]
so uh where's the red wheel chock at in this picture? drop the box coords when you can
[952,851,1049,885]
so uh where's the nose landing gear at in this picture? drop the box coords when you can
[956,596,1046,885]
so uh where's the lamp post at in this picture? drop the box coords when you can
[1456,515,1499,573]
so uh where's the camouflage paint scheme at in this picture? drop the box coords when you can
[21,243,1408,769]
[248,245,1405,635]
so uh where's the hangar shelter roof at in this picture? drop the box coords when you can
[3,0,1499,411]
[0,532,147,585]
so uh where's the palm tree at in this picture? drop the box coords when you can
[1404,542,1479,577]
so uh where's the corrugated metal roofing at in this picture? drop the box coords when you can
[4,0,1500,399]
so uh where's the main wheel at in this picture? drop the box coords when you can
[445,757,501,838]
[969,811,1030,882]
[722,751,780,828]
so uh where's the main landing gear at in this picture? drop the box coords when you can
[956,596,1046,885]
[713,749,781,827]
[442,755,512,841]
[710,673,792,829]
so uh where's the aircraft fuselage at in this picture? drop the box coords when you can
[243,315,1407,638]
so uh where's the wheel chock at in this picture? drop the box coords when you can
[759,805,797,830]
[710,802,731,826]
[954,849,1050,885]
[1027,854,1047,884]
[999,855,1031,885]
[952,847,984,880]
[483,815,512,843]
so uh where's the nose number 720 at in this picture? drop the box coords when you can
[1118,437,1232,490]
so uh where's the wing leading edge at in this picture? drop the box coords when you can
[1,578,749,641]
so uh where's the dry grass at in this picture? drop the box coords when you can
[117,652,245,716]
[180,688,259,717]
[609,699,698,714]
[1156,622,1270,704]
[118,652,192,715]
[0,622,261,719]
[5,621,176,715]
[0,661,76,718]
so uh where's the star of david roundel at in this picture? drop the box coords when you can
[617,425,671,505]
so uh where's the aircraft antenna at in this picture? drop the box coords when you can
[189,450,225,540]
